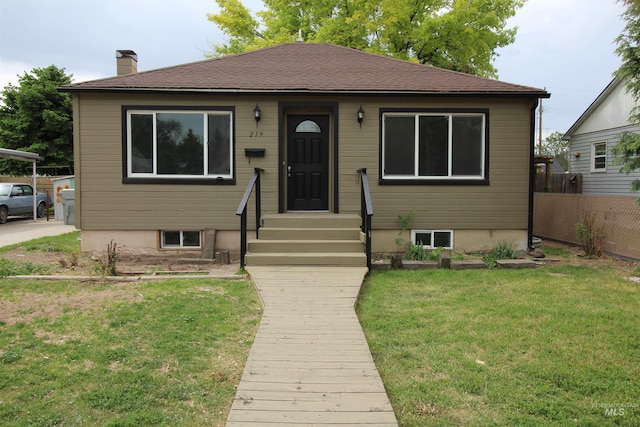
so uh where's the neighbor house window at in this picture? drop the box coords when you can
[161,231,201,248]
[382,111,487,182]
[411,230,453,249]
[592,142,607,172]
[125,108,233,180]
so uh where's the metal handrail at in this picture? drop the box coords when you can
[236,168,263,268]
[358,168,374,270]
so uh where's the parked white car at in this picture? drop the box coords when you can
[0,183,49,224]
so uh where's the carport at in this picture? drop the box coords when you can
[0,148,42,221]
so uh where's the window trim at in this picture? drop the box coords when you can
[591,141,607,173]
[379,108,490,185]
[411,229,454,250]
[122,106,236,185]
[160,230,202,249]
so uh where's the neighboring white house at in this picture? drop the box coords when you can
[564,77,640,196]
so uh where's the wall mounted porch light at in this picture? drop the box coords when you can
[254,104,261,125]
[357,105,365,127]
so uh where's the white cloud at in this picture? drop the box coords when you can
[0,60,32,89]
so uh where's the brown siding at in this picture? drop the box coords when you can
[73,93,534,233]
[337,97,534,231]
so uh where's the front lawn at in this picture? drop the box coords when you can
[357,267,640,426]
[0,278,261,426]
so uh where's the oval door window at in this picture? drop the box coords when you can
[295,120,321,133]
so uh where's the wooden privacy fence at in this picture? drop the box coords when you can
[534,193,640,260]
[535,173,582,194]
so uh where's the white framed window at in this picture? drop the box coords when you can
[591,142,607,172]
[382,111,487,181]
[161,231,201,249]
[126,109,233,180]
[411,230,453,249]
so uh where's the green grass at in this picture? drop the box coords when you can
[0,259,52,276]
[0,232,81,277]
[0,278,261,426]
[541,244,573,258]
[357,267,640,426]
[0,230,81,254]
[3,233,639,425]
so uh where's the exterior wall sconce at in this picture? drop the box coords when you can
[357,105,365,127]
[574,152,581,158]
[254,104,261,125]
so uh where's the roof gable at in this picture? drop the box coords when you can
[62,43,548,96]
[565,77,639,138]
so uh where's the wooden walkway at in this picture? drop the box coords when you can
[226,266,398,426]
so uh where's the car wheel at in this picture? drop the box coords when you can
[37,202,46,218]
[0,206,7,224]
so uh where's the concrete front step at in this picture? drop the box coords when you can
[245,252,367,267]
[249,239,364,253]
[261,213,361,229]
[245,213,367,267]
[259,227,362,241]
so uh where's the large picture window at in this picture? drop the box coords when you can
[125,108,233,181]
[382,111,487,182]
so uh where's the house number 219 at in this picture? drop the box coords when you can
[249,131,264,137]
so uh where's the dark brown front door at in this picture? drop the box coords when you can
[287,115,329,211]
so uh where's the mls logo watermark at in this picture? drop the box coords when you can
[593,402,637,417]
[604,407,625,417]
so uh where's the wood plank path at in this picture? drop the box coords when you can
[226,266,398,427]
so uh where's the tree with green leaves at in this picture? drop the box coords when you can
[0,65,73,176]
[208,0,526,78]
[541,131,569,171]
[614,0,640,197]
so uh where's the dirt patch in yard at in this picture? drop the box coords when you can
[535,240,639,276]
[1,247,240,277]
[0,249,243,326]
[0,283,145,326]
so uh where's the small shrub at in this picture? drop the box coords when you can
[403,245,464,262]
[575,211,605,258]
[395,210,415,252]
[404,243,429,260]
[482,241,520,267]
[93,240,119,276]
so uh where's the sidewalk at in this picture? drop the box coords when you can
[0,218,76,248]
[226,266,398,427]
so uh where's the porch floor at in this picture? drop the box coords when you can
[226,266,398,426]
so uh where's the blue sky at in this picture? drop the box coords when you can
[0,0,627,136]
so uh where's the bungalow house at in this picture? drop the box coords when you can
[564,77,640,195]
[60,43,549,266]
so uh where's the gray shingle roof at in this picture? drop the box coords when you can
[61,43,548,96]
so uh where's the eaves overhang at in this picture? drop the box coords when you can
[59,86,550,98]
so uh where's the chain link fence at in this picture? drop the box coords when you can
[534,193,640,260]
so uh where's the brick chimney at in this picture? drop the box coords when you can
[116,50,137,76]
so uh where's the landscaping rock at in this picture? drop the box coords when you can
[527,248,545,259]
